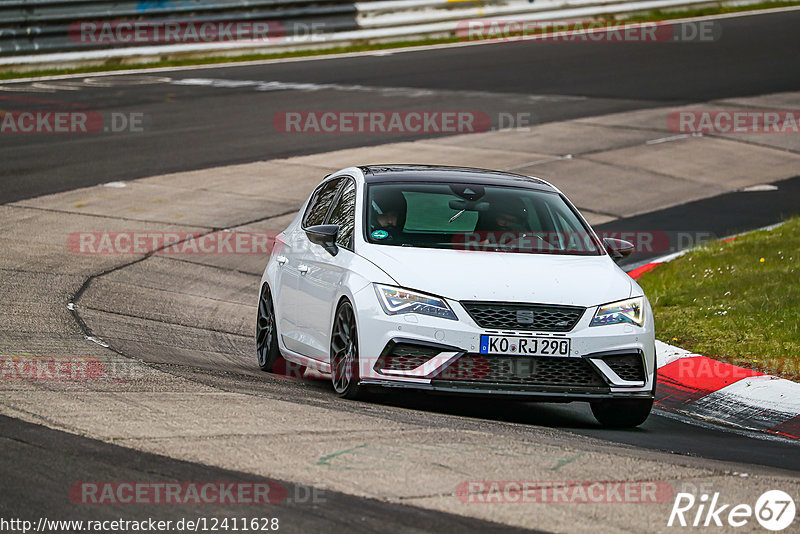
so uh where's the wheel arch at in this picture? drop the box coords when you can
[329,293,356,361]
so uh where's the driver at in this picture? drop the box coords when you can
[369,189,407,240]
[476,197,532,250]
[478,197,529,232]
[493,209,526,231]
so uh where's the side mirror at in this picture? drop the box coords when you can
[305,224,339,256]
[603,237,634,263]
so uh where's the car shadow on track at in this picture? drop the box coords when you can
[288,369,633,431]
[204,360,650,433]
[370,390,618,430]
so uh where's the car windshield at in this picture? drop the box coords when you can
[365,182,602,255]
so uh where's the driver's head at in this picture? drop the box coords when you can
[371,188,407,230]
[486,197,527,230]
[495,210,521,229]
[377,210,400,228]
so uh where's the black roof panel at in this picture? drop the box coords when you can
[359,164,555,191]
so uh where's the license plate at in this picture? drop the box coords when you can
[479,335,570,356]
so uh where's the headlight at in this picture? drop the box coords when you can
[374,284,457,320]
[590,296,644,327]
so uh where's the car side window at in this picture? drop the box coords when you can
[326,179,357,249]
[303,178,342,228]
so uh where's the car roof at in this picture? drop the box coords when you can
[359,164,556,192]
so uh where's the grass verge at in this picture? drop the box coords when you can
[1,0,799,80]
[638,217,800,381]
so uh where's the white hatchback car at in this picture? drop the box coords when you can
[257,165,656,427]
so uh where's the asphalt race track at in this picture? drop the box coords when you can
[1,10,799,202]
[0,416,536,533]
[1,8,799,533]
[140,359,800,471]
[606,174,800,268]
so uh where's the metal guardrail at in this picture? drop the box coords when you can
[0,0,766,64]
[0,0,367,55]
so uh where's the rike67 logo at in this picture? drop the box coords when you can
[668,490,795,531]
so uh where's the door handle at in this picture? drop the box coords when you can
[275,255,287,265]
[298,264,309,275]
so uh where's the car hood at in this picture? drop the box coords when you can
[358,245,633,307]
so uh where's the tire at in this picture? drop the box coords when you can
[330,300,365,400]
[591,358,657,428]
[256,284,281,372]
[590,398,653,428]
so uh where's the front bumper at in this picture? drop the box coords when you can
[351,285,656,400]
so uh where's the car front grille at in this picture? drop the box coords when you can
[601,353,645,382]
[461,302,585,332]
[431,354,606,387]
[374,343,443,372]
